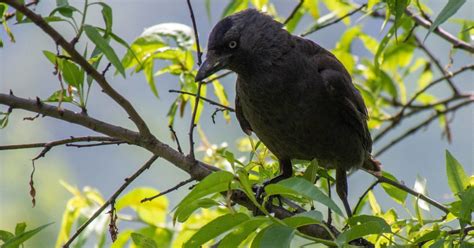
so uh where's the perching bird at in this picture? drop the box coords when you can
[195,9,380,217]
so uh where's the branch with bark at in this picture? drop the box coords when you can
[0,0,472,247]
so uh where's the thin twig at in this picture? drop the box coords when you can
[352,180,380,215]
[186,0,204,160]
[365,170,449,214]
[0,0,38,23]
[0,136,120,151]
[141,178,194,203]
[65,141,127,148]
[169,90,234,112]
[169,125,183,154]
[203,71,234,84]
[63,155,159,247]
[211,108,228,124]
[373,64,474,143]
[284,0,304,24]
[375,100,473,157]
[301,4,366,37]
[414,36,458,94]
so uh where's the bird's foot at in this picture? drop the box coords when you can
[251,180,284,215]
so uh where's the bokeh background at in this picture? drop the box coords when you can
[1,0,472,246]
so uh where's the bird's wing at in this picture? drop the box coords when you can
[303,39,372,152]
[235,79,253,135]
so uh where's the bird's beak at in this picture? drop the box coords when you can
[195,52,230,82]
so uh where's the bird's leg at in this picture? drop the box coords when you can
[267,158,293,185]
[336,168,352,218]
[253,159,292,212]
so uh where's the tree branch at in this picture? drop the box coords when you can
[375,99,474,157]
[63,155,160,247]
[169,90,234,112]
[414,36,458,94]
[0,0,152,137]
[301,4,366,37]
[0,136,119,151]
[186,0,204,160]
[284,0,304,25]
[405,8,474,53]
[141,178,194,203]
[373,64,474,143]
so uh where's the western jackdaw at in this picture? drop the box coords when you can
[195,9,380,217]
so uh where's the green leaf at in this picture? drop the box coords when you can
[0,230,14,242]
[446,150,469,195]
[2,223,53,248]
[265,177,343,216]
[83,25,125,77]
[282,210,323,228]
[141,23,194,49]
[15,0,25,22]
[236,169,264,213]
[222,0,248,18]
[414,229,441,244]
[458,186,474,226]
[62,59,84,87]
[49,5,80,18]
[425,0,467,41]
[130,232,158,248]
[285,7,305,33]
[336,215,390,245]
[367,191,381,214]
[303,0,320,19]
[116,187,168,226]
[303,159,319,183]
[174,198,219,223]
[144,59,158,97]
[381,171,407,205]
[251,224,295,248]
[89,2,113,35]
[174,171,234,222]
[218,217,269,247]
[184,213,249,248]
[14,223,26,236]
[44,90,73,103]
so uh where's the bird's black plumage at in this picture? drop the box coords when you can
[196,9,380,216]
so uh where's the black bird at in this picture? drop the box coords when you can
[195,9,380,217]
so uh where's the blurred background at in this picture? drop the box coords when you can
[1,0,472,246]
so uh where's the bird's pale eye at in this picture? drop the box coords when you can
[228,40,238,49]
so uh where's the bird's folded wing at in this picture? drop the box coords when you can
[235,89,253,135]
[311,48,372,153]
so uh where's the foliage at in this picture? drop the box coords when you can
[0,0,473,247]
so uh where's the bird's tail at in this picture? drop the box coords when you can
[363,155,382,175]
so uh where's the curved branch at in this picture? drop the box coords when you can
[374,64,474,143]
[0,0,152,137]
[375,99,474,157]
[405,8,474,53]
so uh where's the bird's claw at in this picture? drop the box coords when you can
[251,181,283,216]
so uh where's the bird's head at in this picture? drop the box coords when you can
[195,9,285,82]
